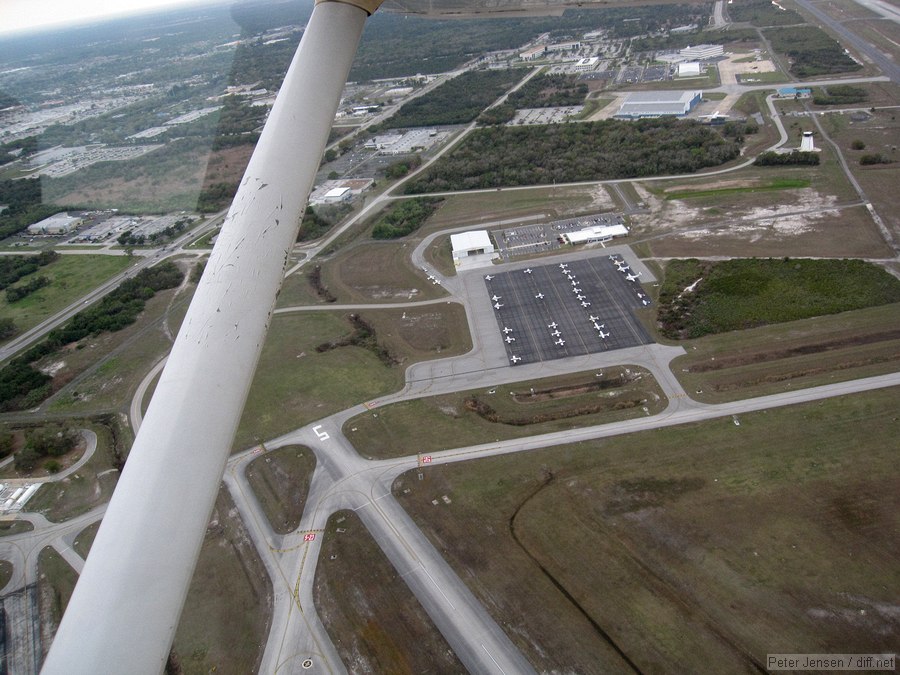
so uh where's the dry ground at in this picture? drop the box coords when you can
[313,510,464,675]
[47,144,253,212]
[670,302,900,402]
[395,387,900,673]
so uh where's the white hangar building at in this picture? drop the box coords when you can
[616,91,702,119]
[450,230,495,265]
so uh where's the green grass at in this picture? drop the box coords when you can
[171,488,271,675]
[0,520,33,537]
[395,386,900,672]
[664,178,810,200]
[313,510,464,673]
[26,421,122,521]
[73,521,101,559]
[657,258,900,339]
[737,70,789,84]
[0,254,134,340]
[233,312,404,450]
[0,559,12,591]
[245,445,316,534]
[38,547,79,634]
[345,367,666,459]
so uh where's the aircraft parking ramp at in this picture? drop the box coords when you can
[484,254,653,365]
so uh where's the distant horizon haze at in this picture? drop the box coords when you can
[0,0,231,36]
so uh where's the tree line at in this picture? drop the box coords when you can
[371,198,442,239]
[0,262,184,411]
[383,70,523,129]
[405,118,741,193]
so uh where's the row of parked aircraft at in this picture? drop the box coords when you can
[610,255,642,282]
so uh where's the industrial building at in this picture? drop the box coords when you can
[450,230,495,265]
[27,212,83,235]
[573,57,600,72]
[677,61,701,77]
[679,44,724,60]
[559,224,628,245]
[615,91,702,119]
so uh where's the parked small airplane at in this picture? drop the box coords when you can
[589,315,600,322]
[598,330,610,339]
[592,322,605,331]
[502,327,513,334]
[558,263,568,270]
[581,301,591,308]
[614,260,628,270]
[625,272,641,282]
[576,294,586,301]
[491,294,502,301]
[510,355,521,364]
[494,302,503,309]
[484,274,494,281]
[523,268,532,274]
[642,299,650,306]
[548,321,558,329]
[505,336,516,343]
[555,339,566,346]
[551,330,561,337]
[534,293,544,300]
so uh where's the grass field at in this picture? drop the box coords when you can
[44,275,194,415]
[663,178,810,200]
[288,241,448,306]
[38,547,79,652]
[170,488,271,675]
[235,304,471,449]
[245,445,316,534]
[670,301,900,402]
[345,367,665,459]
[395,386,900,672]
[313,510,464,674]
[0,254,134,342]
[657,258,900,339]
[0,559,11,591]
[0,520,33,537]
[25,421,122,521]
[73,521,100,559]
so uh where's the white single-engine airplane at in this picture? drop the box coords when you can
[485,274,494,281]
[599,330,610,339]
[555,338,566,346]
[505,335,516,343]
[626,271,642,282]
[510,355,521,364]
[535,292,544,299]
[502,326,513,334]
[494,302,503,309]
[548,321,558,329]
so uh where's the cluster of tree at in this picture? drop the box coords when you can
[507,74,588,109]
[477,75,588,126]
[657,258,900,339]
[13,426,78,473]
[371,198,442,239]
[0,251,58,290]
[754,150,820,166]
[634,28,758,52]
[384,155,422,179]
[0,135,38,167]
[0,179,65,241]
[297,203,352,242]
[0,262,184,411]
[228,29,303,91]
[859,153,893,166]
[725,0,803,26]
[196,181,238,213]
[6,276,49,303]
[720,120,759,144]
[384,70,522,129]
[813,85,868,106]
[351,5,709,80]
[405,118,741,193]
[0,318,16,339]
[765,26,862,78]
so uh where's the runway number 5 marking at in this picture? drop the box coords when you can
[421,455,432,464]
[312,425,329,441]
[304,533,316,542]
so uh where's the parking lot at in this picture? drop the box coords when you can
[493,212,626,259]
[483,254,652,366]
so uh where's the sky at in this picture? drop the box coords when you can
[0,0,228,36]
